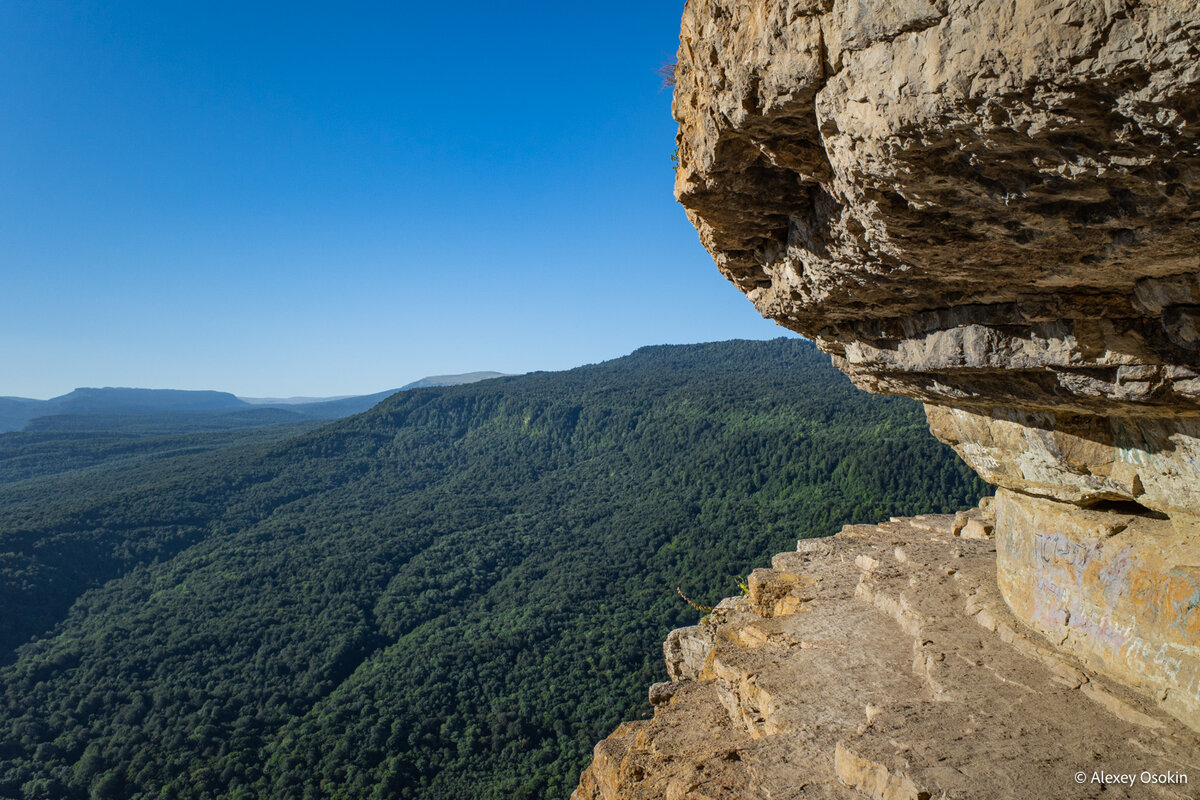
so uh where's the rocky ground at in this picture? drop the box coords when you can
[573,508,1200,799]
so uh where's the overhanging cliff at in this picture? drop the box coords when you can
[673,0,1200,728]
[576,1,1200,796]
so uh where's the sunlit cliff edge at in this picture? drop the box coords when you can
[575,1,1200,796]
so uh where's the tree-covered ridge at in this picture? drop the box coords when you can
[0,339,989,800]
[0,422,321,486]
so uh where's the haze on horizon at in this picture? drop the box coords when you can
[1,2,789,401]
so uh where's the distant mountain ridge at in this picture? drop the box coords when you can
[0,372,509,433]
[241,372,509,404]
[0,398,42,433]
[239,395,359,405]
[398,371,509,390]
[44,387,248,414]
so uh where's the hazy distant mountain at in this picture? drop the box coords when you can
[290,372,510,416]
[0,398,41,433]
[0,374,510,434]
[240,373,507,406]
[291,372,510,418]
[239,395,359,405]
[398,370,509,390]
[43,387,250,415]
[282,389,402,419]
[0,389,254,433]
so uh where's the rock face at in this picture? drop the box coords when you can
[669,0,1200,732]
[573,516,1200,799]
[576,1,1200,796]
[675,0,1200,384]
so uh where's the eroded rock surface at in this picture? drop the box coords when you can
[675,0,1200,392]
[666,0,1200,736]
[574,517,1200,799]
[994,488,1200,724]
[576,2,1200,793]
[673,0,1200,495]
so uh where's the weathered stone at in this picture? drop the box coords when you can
[747,567,818,617]
[926,405,1200,522]
[574,518,1200,799]
[676,0,1200,352]
[994,489,1200,726]
[671,0,1200,458]
[959,517,993,540]
[648,682,681,707]
[577,1,1200,794]
[664,624,713,682]
[572,683,756,800]
[668,0,1200,737]
[834,742,927,800]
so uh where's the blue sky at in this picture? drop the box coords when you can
[1,2,789,398]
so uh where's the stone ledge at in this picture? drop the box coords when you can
[573,515,1200,800]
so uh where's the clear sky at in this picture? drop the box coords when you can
[1,2,790,399]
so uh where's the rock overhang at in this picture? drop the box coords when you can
[673,0,1200,730]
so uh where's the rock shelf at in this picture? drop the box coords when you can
[574,514,1200,799]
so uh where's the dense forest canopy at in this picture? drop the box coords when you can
[0,339,989,799]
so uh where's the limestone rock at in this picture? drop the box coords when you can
[994,488,1200,725]
[834,742,925,800]
[648,682,682,707]
[672,0,1200,511]
[925,405,1200,523]
[668,0,1200,737]
[572,3,1200,795]
[573,519,1200,799]
[675,0,1200,405]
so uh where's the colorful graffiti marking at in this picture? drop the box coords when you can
[998,524,1200,710]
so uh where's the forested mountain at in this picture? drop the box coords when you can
[0,389,254,433]
[0,339,989,800]
[43,388,250,415]
[0,423,322,487]
[0,399,43,434]
[397,371,509,390]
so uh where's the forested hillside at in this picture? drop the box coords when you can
[0,423,321,486]
[0,339,989,800]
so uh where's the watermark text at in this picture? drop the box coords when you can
[1075,770,1189,786]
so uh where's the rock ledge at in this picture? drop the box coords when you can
[573,514,1200,799]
